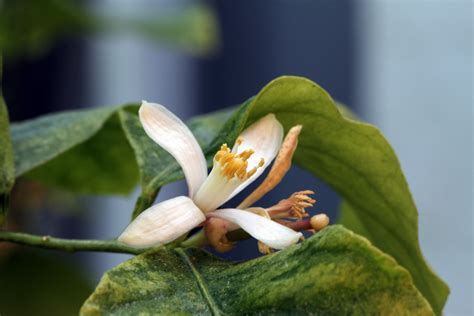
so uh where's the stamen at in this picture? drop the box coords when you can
[193,141,265,213]
[214,141,264,180]
[232,137,244,153]
[287,190,316,218]
[267,190,316,219]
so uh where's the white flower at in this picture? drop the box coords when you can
[118,101,303,250]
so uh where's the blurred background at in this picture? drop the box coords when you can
[0,0,472,315]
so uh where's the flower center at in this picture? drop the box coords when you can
[192,140,265,213]
[214,143,264,180]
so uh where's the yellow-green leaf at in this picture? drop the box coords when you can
[226,76,448,314]
[81,226,433,315]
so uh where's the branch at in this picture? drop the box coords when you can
[0,231,158,255]
[0,229,251,255]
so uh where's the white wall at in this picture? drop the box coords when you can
[356,1,473,315]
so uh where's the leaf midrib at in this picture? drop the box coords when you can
[175,248,222,316]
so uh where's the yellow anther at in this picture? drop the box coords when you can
[221,143,230,151]
[247,167,257,178]
[215,144,231,161]
[213,143,265,181]
[237,149,254,161]
[235,137,243,146]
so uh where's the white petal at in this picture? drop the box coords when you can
[118,196,205,248]
[192,114,283,211]
[208,208,302,249]
[228,114,283,200]
[139,101,208,198]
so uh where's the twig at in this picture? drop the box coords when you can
[0,231,155,255]
[0,228,251,254]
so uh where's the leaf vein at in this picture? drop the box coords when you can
[176,248,222,316]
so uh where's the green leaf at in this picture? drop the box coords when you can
[81,225,433,315]
[11,106,139,194]
[0,58,15,224]
[227,77,448,314]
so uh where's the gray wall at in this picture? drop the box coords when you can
[356,1,472,314]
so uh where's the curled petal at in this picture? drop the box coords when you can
[118,196,205,248]
[208,208,302,250]
[139,101,208,198]
[239,125,302,209]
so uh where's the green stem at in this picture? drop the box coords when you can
[0,231,156,255]
[0,228,251,254]
[181,230,208,248]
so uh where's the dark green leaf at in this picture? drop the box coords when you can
[12,107,117,177]
[0,58,15,224]
[81,225,433,315]
[11,106,139,194]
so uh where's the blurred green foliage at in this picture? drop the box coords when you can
[0,0,94,58]
[0,0,219,59]
[0,56,14,224]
